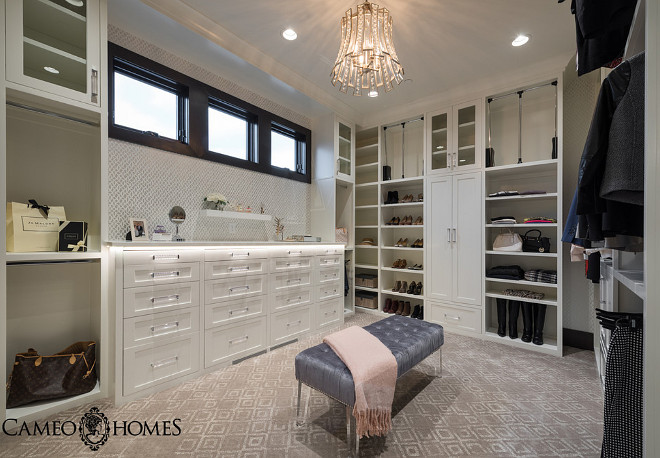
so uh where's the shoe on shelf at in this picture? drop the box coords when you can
[384,298,392,313]
[402,302,411,316]
[399,281,408,294]
[407,281,417,294]
[399,238,409,247]
[400,259,407,269]
[414,282,423,295]
[392,280,401,292]
[394,238,403,247]
[418,306,424,320]
[395,300,405,315]
[392,259,400,268]
[389,300,398,314]
[386,216,396,225]
[413,216,423,225]
[411,304,421,318]
[408,264,423,270]
[418,193,423,202]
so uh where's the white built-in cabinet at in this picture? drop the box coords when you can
[336,120,354,182]
[426,100,482,175]
[6,0,102,107]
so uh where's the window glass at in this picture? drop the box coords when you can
[208,106,249,161]
[271,130,296,171]
[114,72,178,139]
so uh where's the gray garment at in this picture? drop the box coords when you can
[600,53,645,205]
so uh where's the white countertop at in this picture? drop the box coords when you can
[106,240,345,248]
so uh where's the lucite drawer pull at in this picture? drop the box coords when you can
[151,294,179,304]
[287,296,303,303]
[150,356,178,369]
[323,273,338,279]
[287,278,302,284]
[228,266,250,272]
[151,271,180,278]
[153,254,179,261]
[322,259,336,264]
[324,288,338,295]
[229,285,251,293]
[286,320,302,327]
[285,262,302,267]
[444,314,461,321]
[231,252,250,258]
[228,335,249,344]
[150,321,180,334]
[324,310,337,316]
[288,250,302,255]
[229,307,249,315]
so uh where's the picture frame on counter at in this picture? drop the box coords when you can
[129,218,149,240]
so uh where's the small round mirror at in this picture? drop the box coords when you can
[169,206,186,241]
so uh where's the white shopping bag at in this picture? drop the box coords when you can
[6,201,67,252]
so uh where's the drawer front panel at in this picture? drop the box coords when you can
[124,308,199,348]
[205,259,268,280]
[317,298,342,329]
[271,256,313,272]
[124,262,200,288]
[123,250,202,265]
[319,267,342,284]
[204,248,267,262]
[317,282,342,301]
[204,317,267,368]
[270,307,311,346]
[271,271,313,292]
[270,246,316,258]
[205,296,266,329]
[429,302,482,334]
[317,255,343,268]
[205,275,266,304]
[318,246,344,256]
[272,287,313,313]
[123,282,199,318]
[123,333,200,396]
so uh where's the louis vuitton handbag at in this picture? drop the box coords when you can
[6,341,97,408]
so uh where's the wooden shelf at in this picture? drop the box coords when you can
[432,128,447,134]
[381,267,424,274]
[356,143,377,151]
[381,246,423,251]
[7,381,101,423]
[485,292,557,306]
[484,330,558,352]
[486,193,558,201]
[458,144,475,151]
[339,136,351,143]
[485,223,557,228]
[380,176,424,185]
[485,159,558,177]
[356,162,378,169]
[458,121,476,128]
[381,202,423,207]
[355,285,379,293]
[381,225,424,229]
[6,251,102,263]
[338,155,350,162]
[613,269,645,300]
[199,209,272,221]
[355,182,378,188]
[355,205,378,209]
[355,245,378,249]
[381,289,424,300]
[355,225,378,229]
[485,250,557,258]
[355,264,378,269]
[486,277,557,288]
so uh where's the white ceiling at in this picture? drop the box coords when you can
[109,0,577,125]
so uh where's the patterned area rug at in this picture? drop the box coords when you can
[0,313,603,457]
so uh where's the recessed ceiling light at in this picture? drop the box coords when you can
[367,90,379,98]
[282,28,297,41]
[44,66,60,74]
[512,34,530,47]
[66,0,84,6]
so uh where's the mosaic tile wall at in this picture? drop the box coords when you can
[107,27,312,241]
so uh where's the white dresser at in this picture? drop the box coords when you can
[111,242,344,403]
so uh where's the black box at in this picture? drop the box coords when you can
[58,221,88,252]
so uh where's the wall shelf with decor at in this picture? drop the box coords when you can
[199,209,272,221]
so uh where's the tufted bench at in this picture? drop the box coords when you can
[294,315,444,453]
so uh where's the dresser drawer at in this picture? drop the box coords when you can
[204,248,267,262]
[429,302,482,334]
[318,246,344,256]
[205,296,266,329]
[317,282,342,301]
[205,258,268,280]
[124,307,200,348]
[270,246,316,258]
[271,271,313,292]
[123,250,202,266]
[272,287,313,313]
[319,266,342,284]
[123,282,199,318]
[205,275,266,304]
[124,262,200,288]
[271,307,311,346]
[270,256,313,272]
[317,254,343,268]
[317,298,342,329]
[204,316,267,368]
[123,333,200,396]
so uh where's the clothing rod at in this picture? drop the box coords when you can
[6,101,100,127]
[6,259,100,266]
[382,116,424,130]
[487,81,558,103]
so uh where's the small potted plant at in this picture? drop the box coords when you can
[204,193,228,211]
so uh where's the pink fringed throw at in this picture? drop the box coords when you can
[323,326,397,438]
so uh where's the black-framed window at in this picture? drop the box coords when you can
[108,43,311,183]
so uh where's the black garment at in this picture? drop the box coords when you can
[486,265,525,280]
[586,251,601,283]
[568,0,636,76]
[576,53,644,242]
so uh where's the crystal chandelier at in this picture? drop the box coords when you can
[330,2,404,97]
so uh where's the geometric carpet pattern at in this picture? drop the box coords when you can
[0,313,604,457]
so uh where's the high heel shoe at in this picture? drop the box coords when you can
[392,280,401,292]
[413,216,423,225]
[394,238,403,247]
[399,259,407,269]
[407,281,417,294]
[392,259,400,268]
[414,282,423,295]
[386,216,398,225]
[399,238,408,247]
[418,193,423,202]
[399,281,408,294]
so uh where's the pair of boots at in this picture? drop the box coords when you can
[385,191,399,204]
[496,299,546,345]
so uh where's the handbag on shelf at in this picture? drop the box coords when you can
[522,229,551,253]
[493,229,523,252]
[6,341,97,408]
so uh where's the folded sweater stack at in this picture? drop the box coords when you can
[524,269,557,284]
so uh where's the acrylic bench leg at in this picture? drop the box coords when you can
[296,381,304,426]
[437,349,443,377]
[346,406,351,450]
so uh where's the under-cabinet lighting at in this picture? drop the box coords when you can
[66,0,84,6]
[44,66,60,74]
[282,28,297,40]
[512,34,530,47]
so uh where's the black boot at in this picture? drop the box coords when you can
[385,191,393,204]
[418,306,424,320]
[508,301,520,339]
[392,191,399,204]
[521,302,533,343]
[532,303,547,345]
[411,304,421,318]
[496,298,507,337]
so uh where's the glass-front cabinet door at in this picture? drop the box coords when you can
[6,0,101,107]
[427,108,452,174]
[336,120,354,182]
[452,100,482,171]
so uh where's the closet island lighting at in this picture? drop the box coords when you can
[512,34,530,47]
[282,28,297,40]
[331,1,404,96]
